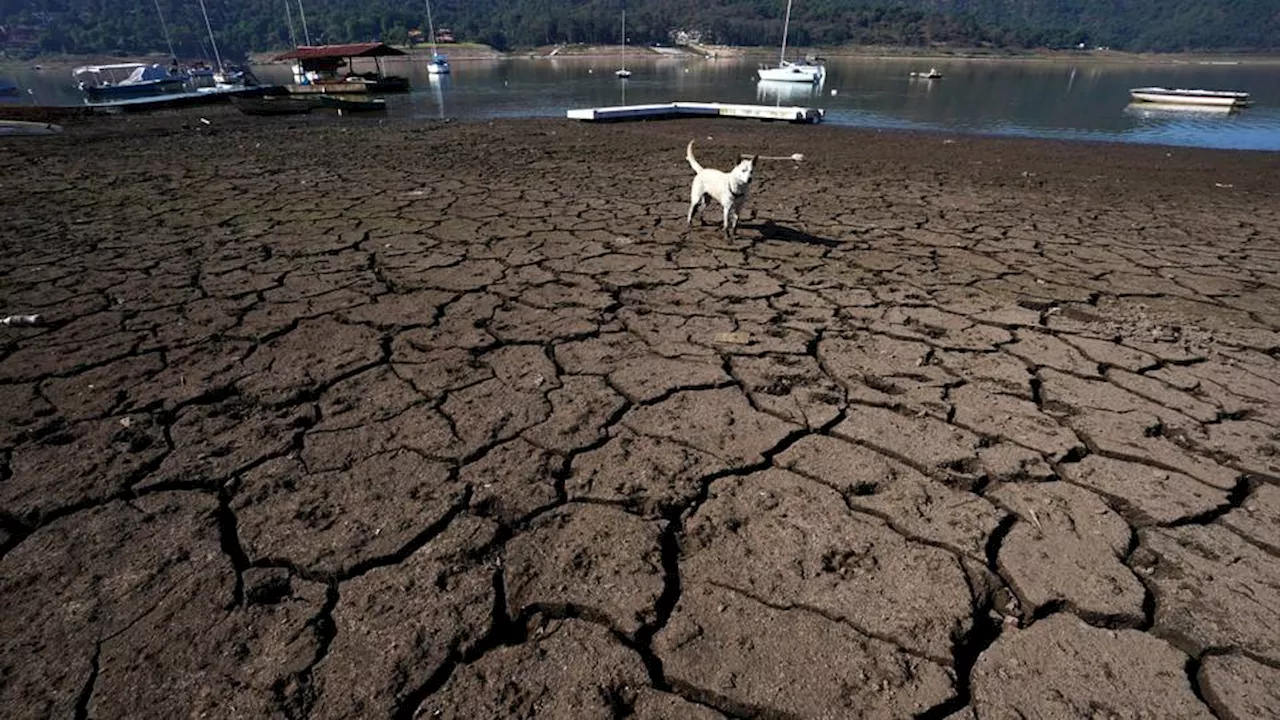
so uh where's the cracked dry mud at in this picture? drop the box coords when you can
[2,111,1279,719]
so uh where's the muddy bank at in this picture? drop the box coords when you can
[1,113,1278,719]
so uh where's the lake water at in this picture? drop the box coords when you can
[7,56,1280,151]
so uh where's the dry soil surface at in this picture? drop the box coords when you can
[1,110,1279,719]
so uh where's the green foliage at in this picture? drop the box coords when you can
[2,0,1276,57]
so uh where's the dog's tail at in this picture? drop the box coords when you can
[686,140,703,174]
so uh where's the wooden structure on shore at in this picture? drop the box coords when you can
[275,43,410,95]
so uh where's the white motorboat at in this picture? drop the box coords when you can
[757,0,824,84]
[73,63,189,102]
[1129,87,1250,107]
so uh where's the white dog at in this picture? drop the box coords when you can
[686,140,757,238]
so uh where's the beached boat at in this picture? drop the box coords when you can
[73,63,189,102]
[616,10,632,79]
[277,43,411,94]
[1129,87,1250,107]
[757,0,824,83]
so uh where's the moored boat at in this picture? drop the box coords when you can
[73,63,189,102]
[757,0,824,83]
[1129,87,1250,107]
[423,0,451,75]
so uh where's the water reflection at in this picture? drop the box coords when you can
[427,73,447,119]
[756,79,824,106]
[1124,102,1237,119]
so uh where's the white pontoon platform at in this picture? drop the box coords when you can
[567,101,824,124]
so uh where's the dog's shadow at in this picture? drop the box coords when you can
[742,221,840,248]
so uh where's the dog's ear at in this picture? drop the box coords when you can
[749,155,759,163]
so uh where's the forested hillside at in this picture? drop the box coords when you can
[2,0,1276,58]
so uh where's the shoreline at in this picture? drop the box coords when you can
[3,101,1278,155]
[8,44,1280,70]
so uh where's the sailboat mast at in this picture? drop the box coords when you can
[621,10,626,72]
[197,0,224,73]
[425,0,438,56]
[284,0,297,47]
[152,0,177,63]
[297,0,312,45]
[779,0,792,64]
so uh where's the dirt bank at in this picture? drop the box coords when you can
[1,112,1278,718]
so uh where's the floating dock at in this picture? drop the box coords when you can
[567,101,824,124]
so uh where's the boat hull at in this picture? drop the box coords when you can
[1129,87,1250,107]
[83,78,189,102]
[758,65,823,83]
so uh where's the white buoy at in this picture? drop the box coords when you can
[831,89,838,96]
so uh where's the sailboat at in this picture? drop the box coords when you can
[615,10,632,79]
[757,0,824,83]
[424,0,450,75]
[196,0,246,86]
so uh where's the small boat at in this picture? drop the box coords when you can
[423,0,451,75]
[316,95,387,113]
[231,95,317,116]
[427,54,451,75]
[910,67,943,79]
[616,10,632,79]
[757,0,824,83]
[1129,87,1250,107]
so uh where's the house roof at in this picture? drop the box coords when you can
[273,43,407,61]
